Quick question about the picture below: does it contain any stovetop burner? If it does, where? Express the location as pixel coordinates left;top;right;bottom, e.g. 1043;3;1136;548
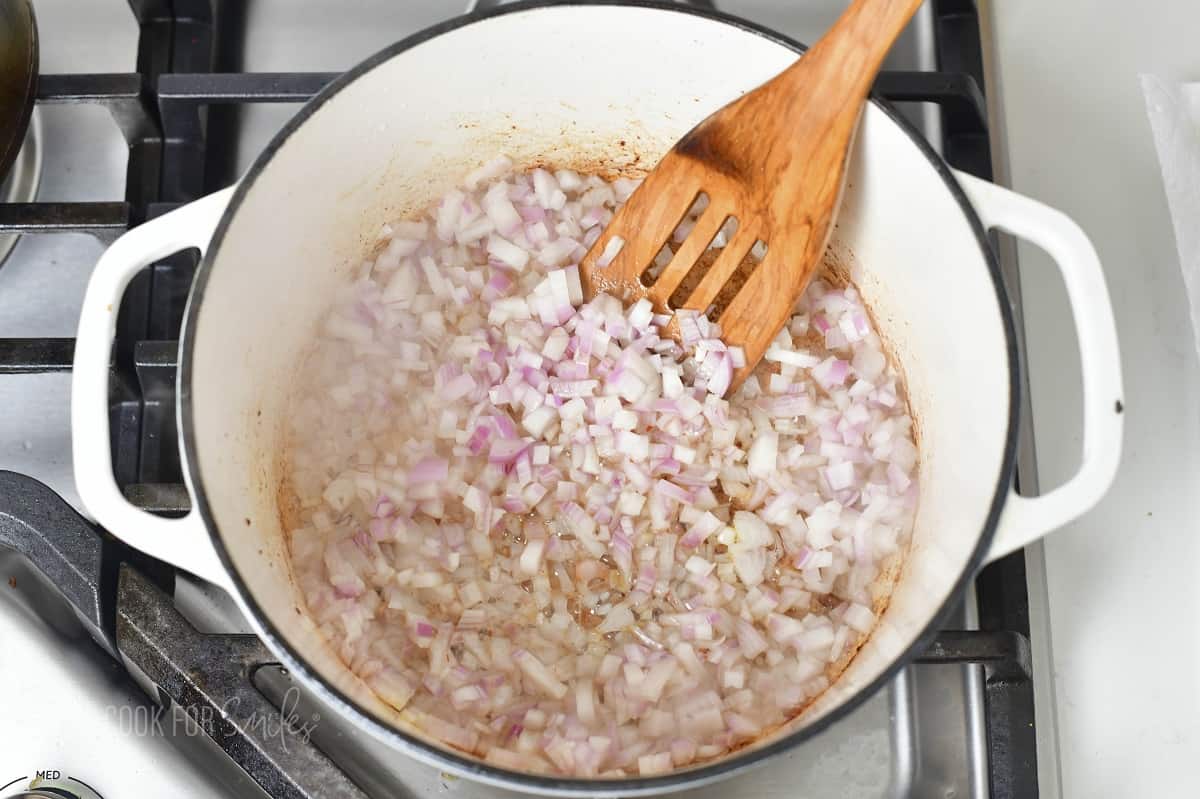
0;2;1039;798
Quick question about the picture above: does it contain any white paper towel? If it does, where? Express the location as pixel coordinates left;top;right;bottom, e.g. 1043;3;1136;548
1142;75;1200;358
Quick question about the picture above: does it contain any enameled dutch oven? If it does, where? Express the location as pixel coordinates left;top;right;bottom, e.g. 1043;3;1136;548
70;3;1123;794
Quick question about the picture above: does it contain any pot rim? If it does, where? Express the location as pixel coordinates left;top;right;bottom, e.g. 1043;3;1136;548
177;1;1021;794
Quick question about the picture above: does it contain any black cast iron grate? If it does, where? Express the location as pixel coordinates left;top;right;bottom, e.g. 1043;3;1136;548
0;2;1037;797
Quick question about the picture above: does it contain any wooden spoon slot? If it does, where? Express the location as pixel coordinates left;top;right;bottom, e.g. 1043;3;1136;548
666;214;740;310
710;239;769;321
640;191;710;287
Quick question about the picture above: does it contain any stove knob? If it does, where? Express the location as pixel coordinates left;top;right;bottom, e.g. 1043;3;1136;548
0;773;103;799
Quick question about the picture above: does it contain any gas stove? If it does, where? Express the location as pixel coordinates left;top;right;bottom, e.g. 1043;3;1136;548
0;2;1041;797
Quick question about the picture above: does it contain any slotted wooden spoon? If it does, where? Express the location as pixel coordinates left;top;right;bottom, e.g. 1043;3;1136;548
580;0;924;393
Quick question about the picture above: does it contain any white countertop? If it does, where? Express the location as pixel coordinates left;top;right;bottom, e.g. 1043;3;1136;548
985;1;1200;795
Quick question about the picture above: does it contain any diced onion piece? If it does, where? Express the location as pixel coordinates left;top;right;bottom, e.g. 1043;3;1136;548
575;680;596;724
638;752;673;776
843;602;876;634
522;406;557;437
366;670;415;712
519;538;546;575
513;649;567;699
747;431;778;479
596;235;624;268
488;235;530;271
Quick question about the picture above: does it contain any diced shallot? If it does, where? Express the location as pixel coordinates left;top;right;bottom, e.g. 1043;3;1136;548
284;161;918;779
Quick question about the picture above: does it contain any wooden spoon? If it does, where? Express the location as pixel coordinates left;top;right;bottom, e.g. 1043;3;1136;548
580;0;924;394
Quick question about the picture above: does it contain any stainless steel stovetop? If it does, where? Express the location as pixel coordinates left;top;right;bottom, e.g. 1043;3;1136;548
0;2;1037;798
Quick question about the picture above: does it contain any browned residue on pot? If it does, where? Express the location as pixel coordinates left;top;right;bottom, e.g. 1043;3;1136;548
276;469;302;542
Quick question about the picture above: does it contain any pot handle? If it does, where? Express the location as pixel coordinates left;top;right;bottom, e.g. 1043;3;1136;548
953;171;1123;563
71;188;237;593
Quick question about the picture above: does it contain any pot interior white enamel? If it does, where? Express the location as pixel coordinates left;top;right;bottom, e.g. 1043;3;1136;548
180;3;1015;791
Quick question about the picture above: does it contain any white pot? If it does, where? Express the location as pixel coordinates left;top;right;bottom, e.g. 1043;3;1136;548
69;3;1123;795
